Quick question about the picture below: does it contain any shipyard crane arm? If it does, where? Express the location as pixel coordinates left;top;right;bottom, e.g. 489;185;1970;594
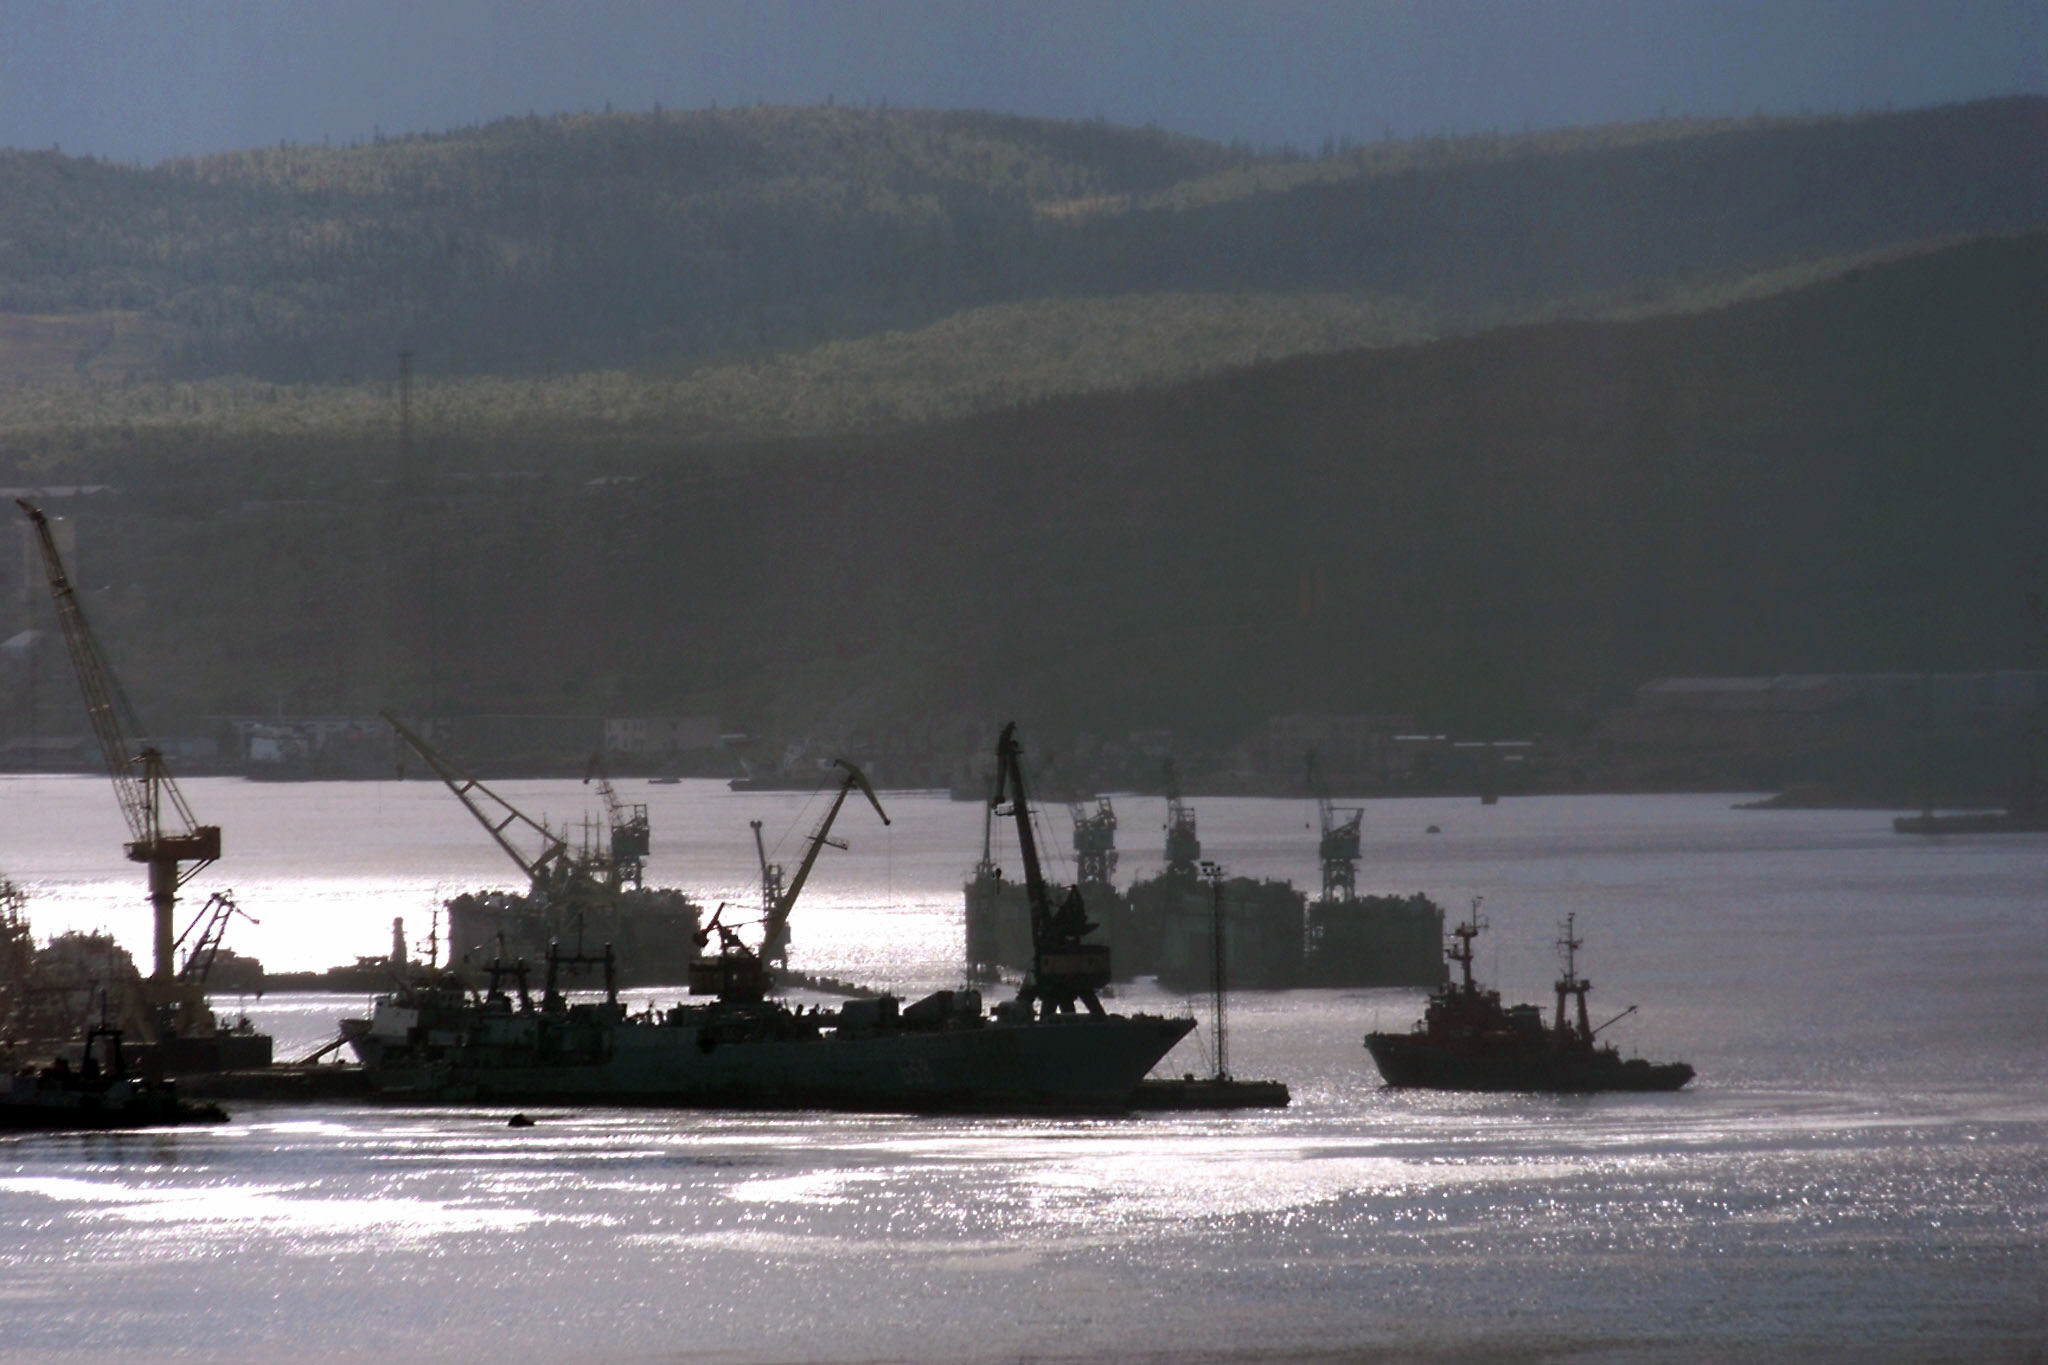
19;500;220;988
1305;749;1362;843
583;752;650;884
175;890;257;987
995;727;1055;937
382;710;569;890
17;501;216;867
995;723;1109;1016
751;821;786;920
1065;794;1118;886
761;759;889;966
1306;748;1362;901
583;753;626;824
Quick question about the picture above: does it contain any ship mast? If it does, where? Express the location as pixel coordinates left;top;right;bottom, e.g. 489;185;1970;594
1553;912;1592;1044
1162;757;1200;881
1447;897;1485;993
1202;860;1229;1081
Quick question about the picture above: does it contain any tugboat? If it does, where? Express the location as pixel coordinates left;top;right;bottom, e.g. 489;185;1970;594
1364;903;1693;1093
2;1021;229;1131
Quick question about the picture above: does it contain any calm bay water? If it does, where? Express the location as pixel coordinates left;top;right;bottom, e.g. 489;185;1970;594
1;776;2043;1361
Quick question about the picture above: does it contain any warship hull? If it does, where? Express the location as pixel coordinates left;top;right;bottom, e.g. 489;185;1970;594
1364;1034;1694;1092
351;1003;1195;1114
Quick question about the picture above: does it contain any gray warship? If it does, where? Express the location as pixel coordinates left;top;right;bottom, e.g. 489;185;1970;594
344;735;1195;1113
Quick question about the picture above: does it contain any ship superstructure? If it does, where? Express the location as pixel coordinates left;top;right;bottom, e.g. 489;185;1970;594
1364;904;1693;1092
344;727;1194;1113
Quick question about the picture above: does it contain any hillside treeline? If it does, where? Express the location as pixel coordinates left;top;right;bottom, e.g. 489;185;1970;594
1;100;2043;384
10;232;2042;750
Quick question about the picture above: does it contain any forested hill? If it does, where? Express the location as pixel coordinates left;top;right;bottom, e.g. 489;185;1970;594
1;98;2043;387
25;231;2045;751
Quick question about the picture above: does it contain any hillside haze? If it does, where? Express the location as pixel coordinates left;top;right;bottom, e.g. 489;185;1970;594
0;99;2042;389
0;100;2042;776
7;231;2041;765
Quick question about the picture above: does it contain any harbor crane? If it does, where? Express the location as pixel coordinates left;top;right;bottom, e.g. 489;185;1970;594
1306;748;1363;902
995;723;1110;1017
382;710;572;893
759;759;889;969
583;753;650;888
18;501;223;1033
696;759;888;1001
174;890;257;989
1066;795;1118;888
1161;757;1201;881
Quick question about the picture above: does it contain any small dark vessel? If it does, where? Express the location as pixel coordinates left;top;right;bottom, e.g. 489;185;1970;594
1364;904;1693;1093
2;1025;229;1131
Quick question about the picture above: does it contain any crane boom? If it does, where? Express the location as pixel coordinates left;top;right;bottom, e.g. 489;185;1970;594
383;710;569;889
1306;748;1362;901
1162;756;1200;879
761;759;888;967
18;500;219;985
583;752;649;887
994;723;1109;1017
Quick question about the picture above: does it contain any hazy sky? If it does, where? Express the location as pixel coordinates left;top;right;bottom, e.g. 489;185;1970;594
2;0;2043;164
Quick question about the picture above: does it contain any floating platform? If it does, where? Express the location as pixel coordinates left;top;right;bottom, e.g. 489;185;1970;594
1130;1076;1290;1109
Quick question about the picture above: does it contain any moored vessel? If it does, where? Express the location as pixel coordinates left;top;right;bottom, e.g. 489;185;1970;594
1364;904;1693;1092
2;1024;228;1131
341;732;1196;1113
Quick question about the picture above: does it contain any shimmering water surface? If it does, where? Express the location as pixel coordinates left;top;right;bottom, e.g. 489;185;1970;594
2;777;2043;1362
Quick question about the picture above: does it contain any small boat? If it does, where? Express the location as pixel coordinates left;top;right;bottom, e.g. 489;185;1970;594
1364;904;1693;1093
2;1026;229;1131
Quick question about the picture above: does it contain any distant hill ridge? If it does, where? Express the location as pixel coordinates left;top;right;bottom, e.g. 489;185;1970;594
17;230;2042;751
0;97;2040;391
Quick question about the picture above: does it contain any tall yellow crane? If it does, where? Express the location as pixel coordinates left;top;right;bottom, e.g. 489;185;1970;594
17;501;222;1033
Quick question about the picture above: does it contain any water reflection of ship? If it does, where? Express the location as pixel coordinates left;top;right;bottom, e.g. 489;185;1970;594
964;753;1443;989
340;728;1195;1113
1363;905;1694;1092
